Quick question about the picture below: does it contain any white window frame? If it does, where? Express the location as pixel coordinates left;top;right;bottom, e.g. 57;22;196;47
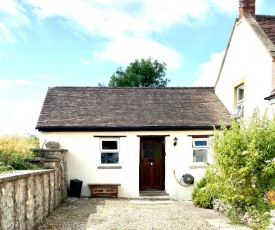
100;138;120;152
100;138;120;164
192;138;209;164
236;84;244;106
231;84;244;119
192;138;209;148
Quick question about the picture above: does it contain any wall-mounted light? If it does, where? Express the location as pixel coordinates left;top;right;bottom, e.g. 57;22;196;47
173;137;178;146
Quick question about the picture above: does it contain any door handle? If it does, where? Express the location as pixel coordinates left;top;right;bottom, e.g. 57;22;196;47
151;162;153;166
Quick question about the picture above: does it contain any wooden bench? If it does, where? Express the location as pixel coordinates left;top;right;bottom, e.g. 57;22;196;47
88;184;121;198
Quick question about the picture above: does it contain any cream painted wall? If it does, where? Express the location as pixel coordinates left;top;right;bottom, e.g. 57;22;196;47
39;130;213;200
215;17;272;117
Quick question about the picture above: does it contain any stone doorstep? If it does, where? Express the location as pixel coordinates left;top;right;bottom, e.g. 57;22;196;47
139;190;169;196
130;190;172;204
130;199;173;204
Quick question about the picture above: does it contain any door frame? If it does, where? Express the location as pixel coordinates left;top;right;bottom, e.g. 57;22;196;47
139;136;166;191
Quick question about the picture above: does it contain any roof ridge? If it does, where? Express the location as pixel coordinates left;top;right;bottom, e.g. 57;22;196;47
255;14;275;18
49;86;215;90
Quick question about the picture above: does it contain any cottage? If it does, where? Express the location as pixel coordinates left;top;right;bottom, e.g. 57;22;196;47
215;0;275;119
36;87;230;200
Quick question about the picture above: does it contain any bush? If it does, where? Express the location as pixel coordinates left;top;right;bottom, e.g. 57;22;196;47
0;134;40;172
192;166;226;208
192;110;275;229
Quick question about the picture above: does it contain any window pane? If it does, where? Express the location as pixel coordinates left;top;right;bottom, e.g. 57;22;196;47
102;141;118;150
193;149;207;162
238;88;244;101
142;142;161;159
237;84;244;103
194;140;208;147
101;153;119;164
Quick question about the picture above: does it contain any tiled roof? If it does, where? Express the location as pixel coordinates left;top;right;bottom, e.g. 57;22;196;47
242;13;275;57
36;87;230;131
255;15;275;45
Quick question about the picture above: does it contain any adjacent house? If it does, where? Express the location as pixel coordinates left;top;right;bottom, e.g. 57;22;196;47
215;0;275;119
36;87;230;200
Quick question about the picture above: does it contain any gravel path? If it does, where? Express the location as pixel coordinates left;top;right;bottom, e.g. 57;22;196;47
38;198;215;230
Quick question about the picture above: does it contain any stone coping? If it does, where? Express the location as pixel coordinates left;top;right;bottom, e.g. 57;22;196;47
0;169;54;183
31;148;68;152
29;158;60;162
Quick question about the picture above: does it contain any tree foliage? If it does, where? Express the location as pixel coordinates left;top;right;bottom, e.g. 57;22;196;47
108;57;170;87
192;110;275;229
0;134;40;173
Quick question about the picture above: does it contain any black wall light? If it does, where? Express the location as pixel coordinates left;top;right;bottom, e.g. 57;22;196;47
173;137;178;146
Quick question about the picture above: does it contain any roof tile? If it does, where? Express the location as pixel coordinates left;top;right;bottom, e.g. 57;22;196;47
36;87;231;131
255;15;275;45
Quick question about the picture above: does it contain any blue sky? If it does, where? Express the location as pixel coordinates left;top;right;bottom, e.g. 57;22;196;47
0;0;274;135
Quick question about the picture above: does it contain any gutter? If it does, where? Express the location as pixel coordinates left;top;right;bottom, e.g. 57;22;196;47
36;125;230;132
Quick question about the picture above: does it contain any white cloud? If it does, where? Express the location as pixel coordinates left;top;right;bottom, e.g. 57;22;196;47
191;50;225;87
19;0;239;68
93;36;181;69
0;96;43;135
0;23;17;42
79;57;90;65
23;0;237;36
0;0;30;42
0;80;38;88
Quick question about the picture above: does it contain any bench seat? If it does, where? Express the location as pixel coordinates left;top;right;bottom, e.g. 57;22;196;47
88;183;121;198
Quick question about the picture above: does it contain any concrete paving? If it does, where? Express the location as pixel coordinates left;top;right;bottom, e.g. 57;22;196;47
129;198;251;229
178;201;252;230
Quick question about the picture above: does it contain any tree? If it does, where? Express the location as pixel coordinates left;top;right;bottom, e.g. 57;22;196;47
108;57;170;87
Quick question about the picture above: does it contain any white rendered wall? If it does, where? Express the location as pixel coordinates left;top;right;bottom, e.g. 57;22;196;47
39;130;213;200
215;17;272;117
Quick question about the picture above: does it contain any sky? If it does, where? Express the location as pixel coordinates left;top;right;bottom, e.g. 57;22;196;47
0;0;274;136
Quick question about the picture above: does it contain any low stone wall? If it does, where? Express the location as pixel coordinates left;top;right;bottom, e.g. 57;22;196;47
0;170;61;230
0;148;68;230
31;148;68;202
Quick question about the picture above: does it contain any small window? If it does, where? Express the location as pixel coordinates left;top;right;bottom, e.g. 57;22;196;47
237;84;244;105
192;138;209;163
193;139;209;148
100;140;119;152
232;84;244;119
193;149;208;163
100;139;119;164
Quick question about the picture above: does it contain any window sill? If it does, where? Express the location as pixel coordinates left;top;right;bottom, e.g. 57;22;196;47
189;165;207;169
97;166;122;169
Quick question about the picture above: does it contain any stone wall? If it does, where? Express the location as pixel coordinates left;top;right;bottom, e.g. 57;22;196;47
31;148;68;201
0;149;68;230
0;170;57;230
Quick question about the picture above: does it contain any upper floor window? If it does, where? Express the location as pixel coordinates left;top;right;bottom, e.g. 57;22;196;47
231;83;244;119
236;84;244;105
100;139;119;164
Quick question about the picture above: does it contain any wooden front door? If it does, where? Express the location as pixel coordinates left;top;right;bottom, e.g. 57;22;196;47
139;138;165;190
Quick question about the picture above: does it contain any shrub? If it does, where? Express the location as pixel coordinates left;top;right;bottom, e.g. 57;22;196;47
192;110;275;229
192;166;226;208
0;134;39;154
0;134;40;172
